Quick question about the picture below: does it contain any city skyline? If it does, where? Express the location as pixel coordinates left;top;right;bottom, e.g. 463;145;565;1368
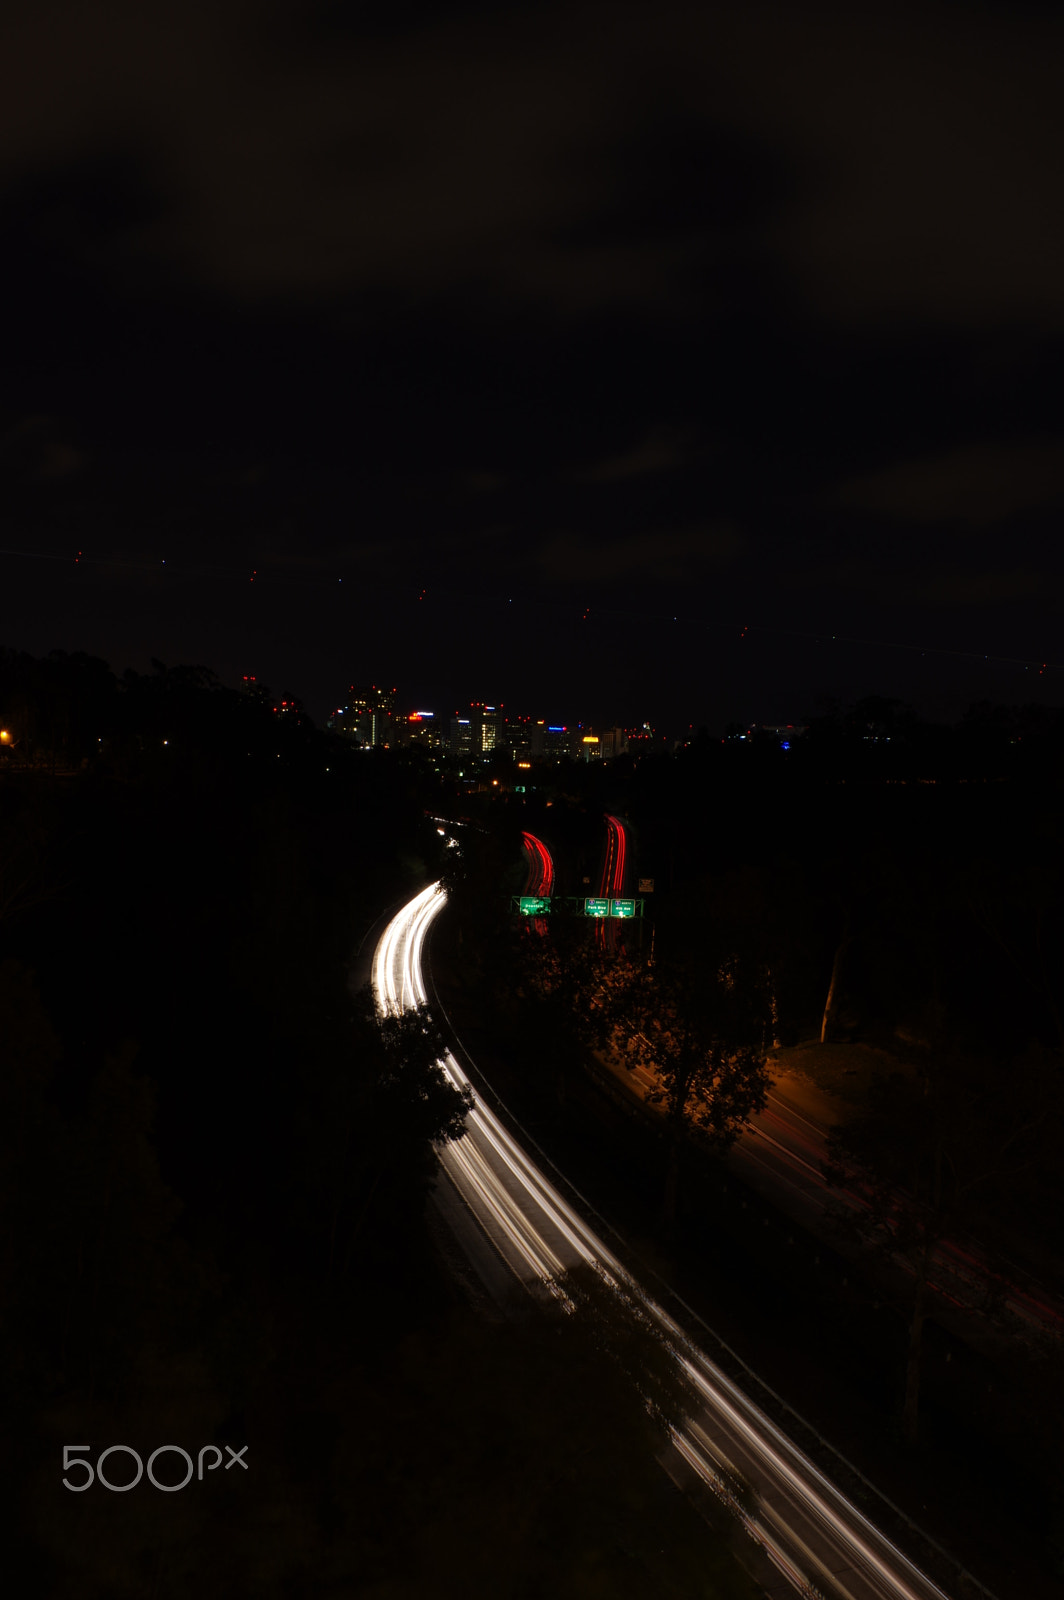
3;6;1063;1592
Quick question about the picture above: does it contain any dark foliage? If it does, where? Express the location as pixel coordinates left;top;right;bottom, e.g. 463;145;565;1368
0;648;758;1598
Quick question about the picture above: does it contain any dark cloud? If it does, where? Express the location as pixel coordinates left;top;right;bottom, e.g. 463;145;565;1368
2;0;1064;727
576;428;696;483
909;567;1048;608
808;551;1050;611
537;523;740;585
835;439;1064;524
1;0;1061;323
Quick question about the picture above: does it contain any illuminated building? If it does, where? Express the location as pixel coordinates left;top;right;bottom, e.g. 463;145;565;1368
470;702;504;755
507;714;535;762
625;722;658;752
238;673;272;710
404;711;444;750
271;696;307;726
742;723;808;749
451;702;506;759
329;684;397;747
449;716;474;757
526;720;570;758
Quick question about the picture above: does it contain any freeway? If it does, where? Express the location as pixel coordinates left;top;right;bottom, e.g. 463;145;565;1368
373;880;967;1600
593;1014;1064;1344
596;812;631;950
521;829;555;897
599;812;629;899
520;830;554;938
735;1074;1064;1342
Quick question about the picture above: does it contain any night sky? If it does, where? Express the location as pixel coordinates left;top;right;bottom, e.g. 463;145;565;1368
3;0;1063;732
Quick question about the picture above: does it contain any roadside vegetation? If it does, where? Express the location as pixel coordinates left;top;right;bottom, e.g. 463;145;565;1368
0;648;759;1599
435;702;1064;1594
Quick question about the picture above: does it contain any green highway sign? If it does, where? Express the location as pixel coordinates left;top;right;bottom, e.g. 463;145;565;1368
511;895;645;918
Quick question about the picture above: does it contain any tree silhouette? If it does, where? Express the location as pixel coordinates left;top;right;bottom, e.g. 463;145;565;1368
601;949;774;1223
305;990;473;1277
824;1019;1061;1444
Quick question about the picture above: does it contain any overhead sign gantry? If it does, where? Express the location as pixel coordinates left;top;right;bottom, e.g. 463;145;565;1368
509;896;645;919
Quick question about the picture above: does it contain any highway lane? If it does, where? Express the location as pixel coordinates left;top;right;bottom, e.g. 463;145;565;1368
521;830;554;937
596;813;631;952
600;1042;1064;1342
599;812;629;899
373;881;966;1600
735;1080;1064;1340
521;830;555;898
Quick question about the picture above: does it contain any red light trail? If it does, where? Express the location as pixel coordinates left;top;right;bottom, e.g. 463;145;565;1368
521;831;555;897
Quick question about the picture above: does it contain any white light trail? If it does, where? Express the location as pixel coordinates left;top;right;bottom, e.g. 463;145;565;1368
373;883;964;1600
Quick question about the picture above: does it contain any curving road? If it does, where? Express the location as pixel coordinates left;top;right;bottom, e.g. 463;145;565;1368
521;829;555;898
373;881;965;1600
596;813;631;951
599;812;629;900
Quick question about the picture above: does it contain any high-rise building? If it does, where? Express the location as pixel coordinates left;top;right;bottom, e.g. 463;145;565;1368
451;702;506;759
329;684;397;747
450;716;475;758
625;722;657;753
403;710;445;750
537;723;571;757
272;696;308;726
507;714;536;762
238;674;272;711
469;702;504;756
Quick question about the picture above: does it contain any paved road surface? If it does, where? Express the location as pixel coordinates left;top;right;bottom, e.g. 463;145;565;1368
374;881;968;1600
